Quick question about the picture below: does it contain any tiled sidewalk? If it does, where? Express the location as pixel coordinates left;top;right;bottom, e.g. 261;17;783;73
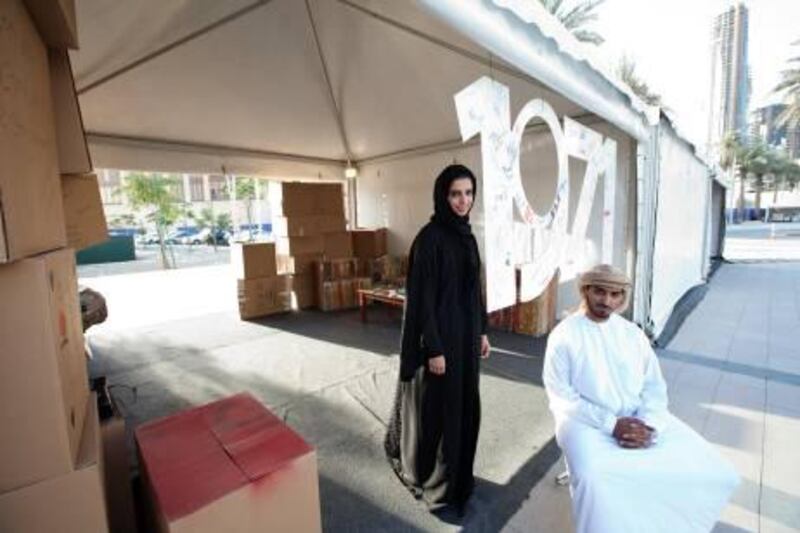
503;262;800;533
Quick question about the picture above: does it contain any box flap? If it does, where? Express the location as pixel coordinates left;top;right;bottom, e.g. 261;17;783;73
136;393;312;523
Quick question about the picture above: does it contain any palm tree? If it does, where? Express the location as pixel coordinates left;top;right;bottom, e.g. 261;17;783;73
741;142;771;215
538;0;607;45
774;39;800;127
719;133;746;221
771;152;800;204
617;56;665;107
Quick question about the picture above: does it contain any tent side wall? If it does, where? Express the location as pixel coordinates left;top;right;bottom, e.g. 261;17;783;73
356;121;637;319
649;123;711;336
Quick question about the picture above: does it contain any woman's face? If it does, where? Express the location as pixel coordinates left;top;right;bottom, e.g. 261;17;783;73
448;177;474;217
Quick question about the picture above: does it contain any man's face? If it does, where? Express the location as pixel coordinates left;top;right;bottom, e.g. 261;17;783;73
584;285;625;321
448;177;474;217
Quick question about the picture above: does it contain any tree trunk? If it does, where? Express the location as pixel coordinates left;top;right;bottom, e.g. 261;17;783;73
754;175;763;217
737;172;746;222
156;224;171;269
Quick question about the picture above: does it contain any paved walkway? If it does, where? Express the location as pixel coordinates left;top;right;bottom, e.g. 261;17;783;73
503;261;800;533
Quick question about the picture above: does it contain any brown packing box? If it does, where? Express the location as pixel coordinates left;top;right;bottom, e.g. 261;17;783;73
231;242;277;279
272;215;346;237
276;253;322;275
323;232;353;259
318;278;371;312
290;273;316;310
359;255;406;285
351;228;388;259
237;275;292;319
272;216;320;237
49;49;92;174
0;248;89;492
0;394;110;533
101;416;137;533
315;183;346;216
0;0;67;263
269;182;345;217
514;270;560;336
136;393;321;533
22;0;78;48
62;174;109;251
277;235;324;256
313;258;359;283
317;215;346;234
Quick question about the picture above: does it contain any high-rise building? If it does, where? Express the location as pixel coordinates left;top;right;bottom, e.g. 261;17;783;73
707;2;750;158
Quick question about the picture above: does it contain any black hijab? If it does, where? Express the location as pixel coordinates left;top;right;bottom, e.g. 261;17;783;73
430;164;480;288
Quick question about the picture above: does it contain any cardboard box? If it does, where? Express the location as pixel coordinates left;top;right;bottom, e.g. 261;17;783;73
22;0;78;48
101;417;137;533
0;248;89;492
351;228;388;259
359;255;406;285
0;0;67;263
237;275;292;319
514;270;559;337
290;273;316;310
0;394;110;533
318;278;371;312
49;49;92;174
322;232;353;259
276;253;322;275
314;258;359;283
272;215;347;237
272;216;320;237
231;242;277;280
62;174;108;251
276;235;324;256
136;393;322;533
269;182;344;217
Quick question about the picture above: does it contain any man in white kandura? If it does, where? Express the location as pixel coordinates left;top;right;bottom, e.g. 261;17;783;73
543;264;740;533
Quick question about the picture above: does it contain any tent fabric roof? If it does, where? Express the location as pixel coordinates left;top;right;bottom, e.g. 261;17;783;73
69;0;692;176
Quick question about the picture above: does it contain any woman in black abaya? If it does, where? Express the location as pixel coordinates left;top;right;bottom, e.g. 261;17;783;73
384;164;491;515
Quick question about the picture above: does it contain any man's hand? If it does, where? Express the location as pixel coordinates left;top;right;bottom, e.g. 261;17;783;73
480;335;491;359
612;417;654;449
428;355;446;375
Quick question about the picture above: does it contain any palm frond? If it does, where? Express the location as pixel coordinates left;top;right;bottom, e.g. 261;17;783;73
560;0;605;30
572;28;604;45
538;0;605;45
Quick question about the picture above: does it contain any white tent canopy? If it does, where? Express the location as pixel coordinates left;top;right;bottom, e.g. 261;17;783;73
72;0;608;177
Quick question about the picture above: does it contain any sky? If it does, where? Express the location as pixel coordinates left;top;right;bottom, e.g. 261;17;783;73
590;0;800;149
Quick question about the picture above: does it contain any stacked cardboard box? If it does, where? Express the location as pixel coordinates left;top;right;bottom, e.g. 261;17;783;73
270;182;350;308
358;254;407;287
313;258;372;311
136;393;322;533
232;242;293;319
0;2;111;530
351;228;388;260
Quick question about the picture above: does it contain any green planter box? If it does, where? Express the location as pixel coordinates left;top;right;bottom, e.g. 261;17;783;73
75;235;135;265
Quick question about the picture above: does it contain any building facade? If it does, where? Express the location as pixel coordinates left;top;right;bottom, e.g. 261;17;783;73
750;103;800;159
708;2;750;156
97;170;273;234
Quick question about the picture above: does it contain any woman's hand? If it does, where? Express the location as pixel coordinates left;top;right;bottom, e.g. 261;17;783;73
428;355;446;375
480;335;491;359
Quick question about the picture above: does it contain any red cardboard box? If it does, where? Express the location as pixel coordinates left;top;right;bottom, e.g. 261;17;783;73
136;393;321;533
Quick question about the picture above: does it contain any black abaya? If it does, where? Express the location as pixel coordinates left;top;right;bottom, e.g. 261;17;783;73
385;217;488;510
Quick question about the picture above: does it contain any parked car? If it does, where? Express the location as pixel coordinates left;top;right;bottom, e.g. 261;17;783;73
164;228;199;245
138;231;161;245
